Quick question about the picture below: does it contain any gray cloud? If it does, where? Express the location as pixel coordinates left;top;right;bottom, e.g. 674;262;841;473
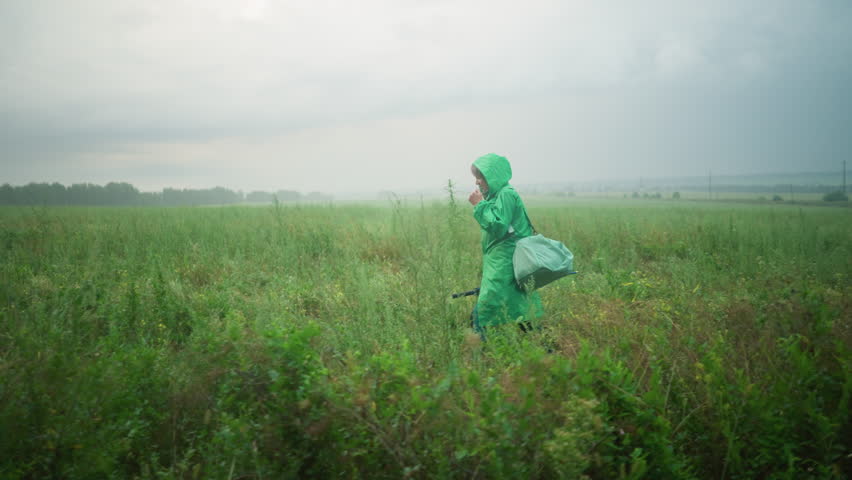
1;0;850;192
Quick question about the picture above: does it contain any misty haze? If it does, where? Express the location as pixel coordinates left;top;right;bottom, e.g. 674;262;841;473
2;1;851;194
1;1;850;478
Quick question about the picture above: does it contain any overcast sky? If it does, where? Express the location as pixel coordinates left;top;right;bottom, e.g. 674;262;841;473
2;0;851;194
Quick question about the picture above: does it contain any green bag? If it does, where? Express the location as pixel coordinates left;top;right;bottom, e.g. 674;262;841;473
513;233;574;290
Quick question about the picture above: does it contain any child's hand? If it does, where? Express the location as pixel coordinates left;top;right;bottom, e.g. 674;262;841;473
468;189;483;206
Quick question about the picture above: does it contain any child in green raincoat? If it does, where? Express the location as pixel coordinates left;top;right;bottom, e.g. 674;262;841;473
468;153;543;335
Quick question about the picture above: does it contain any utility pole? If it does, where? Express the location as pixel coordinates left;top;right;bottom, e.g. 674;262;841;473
844;160;847;193
790;184;794;204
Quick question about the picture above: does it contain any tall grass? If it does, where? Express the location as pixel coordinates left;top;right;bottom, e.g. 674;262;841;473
0;200;849;478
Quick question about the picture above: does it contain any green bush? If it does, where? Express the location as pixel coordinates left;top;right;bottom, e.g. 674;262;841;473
823;190;848;201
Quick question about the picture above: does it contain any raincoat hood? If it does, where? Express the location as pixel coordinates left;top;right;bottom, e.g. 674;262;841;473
473;153;512;199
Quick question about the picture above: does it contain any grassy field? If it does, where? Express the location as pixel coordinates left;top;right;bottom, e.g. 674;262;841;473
1;198;850;479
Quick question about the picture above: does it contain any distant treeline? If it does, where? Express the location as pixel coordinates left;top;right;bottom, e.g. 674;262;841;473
657;184;842;194
0;182;331;206
532;183;845;195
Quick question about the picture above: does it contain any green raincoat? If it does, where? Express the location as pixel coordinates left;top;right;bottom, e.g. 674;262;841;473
472;154;543;328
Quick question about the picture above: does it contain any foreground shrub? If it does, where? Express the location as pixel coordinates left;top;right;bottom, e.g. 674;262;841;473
184;330;693;479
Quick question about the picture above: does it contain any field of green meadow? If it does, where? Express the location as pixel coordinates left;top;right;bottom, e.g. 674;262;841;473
1;195;850;479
